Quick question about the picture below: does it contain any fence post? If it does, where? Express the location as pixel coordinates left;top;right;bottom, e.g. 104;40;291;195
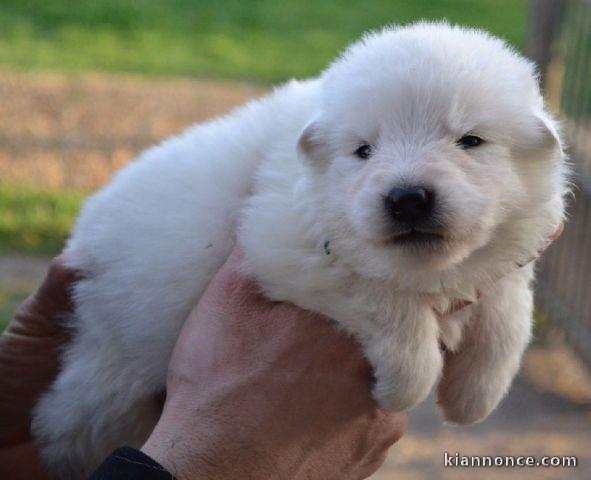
528;0;567;89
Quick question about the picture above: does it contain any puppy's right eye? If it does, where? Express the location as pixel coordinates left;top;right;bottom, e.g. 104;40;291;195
354;144;373;160
457;135;484;149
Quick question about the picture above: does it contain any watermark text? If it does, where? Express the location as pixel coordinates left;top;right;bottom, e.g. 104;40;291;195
444;452;578;468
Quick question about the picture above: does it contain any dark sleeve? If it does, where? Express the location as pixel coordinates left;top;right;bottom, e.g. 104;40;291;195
88;446;176;479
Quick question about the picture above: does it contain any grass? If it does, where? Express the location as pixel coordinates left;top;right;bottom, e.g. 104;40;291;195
0;0;528;83
560;0;591;118
0;185;82;254
0;1;530;258
0;183;79;329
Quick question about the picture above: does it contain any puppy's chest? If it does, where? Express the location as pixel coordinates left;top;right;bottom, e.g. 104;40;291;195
358;285;474;348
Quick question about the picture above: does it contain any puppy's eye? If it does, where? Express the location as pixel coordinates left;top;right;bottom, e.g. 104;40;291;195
457;135;484;149
354;144;373;159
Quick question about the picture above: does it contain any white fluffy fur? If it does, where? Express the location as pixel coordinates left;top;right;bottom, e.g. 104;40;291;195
32;23;567;478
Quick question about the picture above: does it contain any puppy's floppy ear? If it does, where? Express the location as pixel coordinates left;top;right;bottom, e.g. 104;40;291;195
297;120;330;171
532;109;563;156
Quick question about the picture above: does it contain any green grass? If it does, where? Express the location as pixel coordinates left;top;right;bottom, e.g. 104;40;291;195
560;0;591;118
0;1;528;258
0;185;82;254
0;0;528;83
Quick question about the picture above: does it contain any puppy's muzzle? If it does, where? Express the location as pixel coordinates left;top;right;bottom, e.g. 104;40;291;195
385;186;434;227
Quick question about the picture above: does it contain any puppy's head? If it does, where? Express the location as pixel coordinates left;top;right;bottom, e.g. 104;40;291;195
299;23;567;290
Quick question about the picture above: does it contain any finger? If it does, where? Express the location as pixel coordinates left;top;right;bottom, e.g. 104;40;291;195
358;412;408;478
223;244;245;266
0;257;80;444
32;256;80;310
204;245;263;305
537;221;564;255
380;411;408;445
516;222;564;268
548;222;564;242
10;256;80;338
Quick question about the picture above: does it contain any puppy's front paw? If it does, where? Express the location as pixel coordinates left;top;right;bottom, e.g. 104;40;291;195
437;353;505;425
438;383;494;425
371;346;442;412
372;377;431;412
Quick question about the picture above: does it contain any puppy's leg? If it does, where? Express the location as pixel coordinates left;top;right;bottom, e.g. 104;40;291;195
32;330;164;480
365;300;443;412
437;268;533;424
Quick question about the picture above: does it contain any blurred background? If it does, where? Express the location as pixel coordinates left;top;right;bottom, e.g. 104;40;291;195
0;0;589;478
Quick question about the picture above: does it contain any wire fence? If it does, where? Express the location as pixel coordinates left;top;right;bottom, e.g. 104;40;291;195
535;0;591;369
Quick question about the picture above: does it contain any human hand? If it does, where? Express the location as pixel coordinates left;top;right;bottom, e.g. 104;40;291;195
0;257;79;480
142;248;407;480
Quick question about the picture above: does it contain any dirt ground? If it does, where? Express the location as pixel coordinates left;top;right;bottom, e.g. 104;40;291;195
0;70;263;191
1;71;590;479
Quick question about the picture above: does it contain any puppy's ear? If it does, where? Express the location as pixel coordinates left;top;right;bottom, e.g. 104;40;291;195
297;120;330;172
514;109;563;162
532;110;563;156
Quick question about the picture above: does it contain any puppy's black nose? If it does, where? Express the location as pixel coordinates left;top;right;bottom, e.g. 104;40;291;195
385;187;434;225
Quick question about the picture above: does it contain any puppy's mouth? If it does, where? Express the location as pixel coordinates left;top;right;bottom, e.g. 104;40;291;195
391;229;445;247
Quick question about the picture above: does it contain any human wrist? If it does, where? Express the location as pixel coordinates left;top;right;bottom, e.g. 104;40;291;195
141;419;217;480
141;396;280;480
141;399;221;480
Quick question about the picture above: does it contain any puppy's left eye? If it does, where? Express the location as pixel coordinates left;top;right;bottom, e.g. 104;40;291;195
457;135;484;149
354;144;373;160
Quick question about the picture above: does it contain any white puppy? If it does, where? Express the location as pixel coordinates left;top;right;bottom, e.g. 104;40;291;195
32;22;567;478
